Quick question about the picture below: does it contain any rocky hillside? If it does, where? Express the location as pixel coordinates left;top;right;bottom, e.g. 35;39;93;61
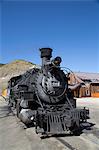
0;60;36;90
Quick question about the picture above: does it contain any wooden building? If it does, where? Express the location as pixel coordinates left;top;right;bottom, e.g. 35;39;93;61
69;72;99;98
90;82;99;97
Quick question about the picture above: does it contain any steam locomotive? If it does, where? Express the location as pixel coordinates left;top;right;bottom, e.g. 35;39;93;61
8;48;89;135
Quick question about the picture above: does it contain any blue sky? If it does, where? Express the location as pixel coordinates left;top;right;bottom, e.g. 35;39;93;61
1;0;99;72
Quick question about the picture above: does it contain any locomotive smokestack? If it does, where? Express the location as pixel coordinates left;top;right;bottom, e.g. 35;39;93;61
40;48;52;66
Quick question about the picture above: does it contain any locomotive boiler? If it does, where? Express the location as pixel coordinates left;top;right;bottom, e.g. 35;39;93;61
8;48;89;135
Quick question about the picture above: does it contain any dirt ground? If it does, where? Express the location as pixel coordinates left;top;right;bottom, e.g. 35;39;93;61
0;96;99;150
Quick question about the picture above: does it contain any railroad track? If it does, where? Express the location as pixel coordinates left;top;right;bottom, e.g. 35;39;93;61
56;137;77;150
56;128;99;150
1;96;99;150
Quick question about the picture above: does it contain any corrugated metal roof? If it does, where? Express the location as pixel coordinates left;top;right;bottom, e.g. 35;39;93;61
74;72;99;81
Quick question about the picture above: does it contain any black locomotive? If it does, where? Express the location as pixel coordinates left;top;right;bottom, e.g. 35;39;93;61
8;48;89;135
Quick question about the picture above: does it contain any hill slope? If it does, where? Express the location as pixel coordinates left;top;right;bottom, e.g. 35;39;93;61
0;63;5;67
0;60;35;78
0;60;36;90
